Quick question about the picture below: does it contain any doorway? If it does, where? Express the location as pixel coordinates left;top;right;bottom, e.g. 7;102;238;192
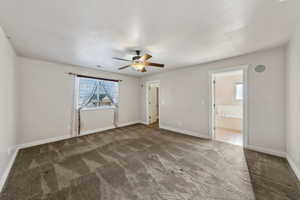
146;81;160;128
210;67;248;146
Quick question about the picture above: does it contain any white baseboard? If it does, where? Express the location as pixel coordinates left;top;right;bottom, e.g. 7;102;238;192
160;125;210;139
287;154;300;181
245;144;286;158
139;121;148;125
0;147;19;192
118;121;142;127
16;135;71;149
80;121;141;136
80;126;115;136
17;121;142;149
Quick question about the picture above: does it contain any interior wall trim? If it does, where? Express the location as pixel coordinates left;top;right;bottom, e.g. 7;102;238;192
208;65;249;147
245;144;286;158
139;121;148;125
80;126;115;136
145;80;160;125
16;135;71;150
287;154;300;181
118;121;143;127
17;121;142;149
160;125;211;139
0;148;19;192
80;121;142;136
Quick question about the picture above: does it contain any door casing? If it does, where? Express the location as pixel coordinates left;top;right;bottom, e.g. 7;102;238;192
208;65;249;147
145;80;160;125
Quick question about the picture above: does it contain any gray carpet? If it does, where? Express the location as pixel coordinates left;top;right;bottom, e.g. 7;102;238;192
1;124;299;200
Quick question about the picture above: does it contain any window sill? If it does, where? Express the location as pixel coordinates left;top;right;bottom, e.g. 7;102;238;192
80;106;116;111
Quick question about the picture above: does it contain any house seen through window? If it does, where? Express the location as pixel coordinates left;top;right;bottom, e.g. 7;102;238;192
78;77;118;109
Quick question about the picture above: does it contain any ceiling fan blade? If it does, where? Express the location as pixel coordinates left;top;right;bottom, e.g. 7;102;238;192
113;57;131;62
140;53;152;61
145;62;164;68
118;65;131;70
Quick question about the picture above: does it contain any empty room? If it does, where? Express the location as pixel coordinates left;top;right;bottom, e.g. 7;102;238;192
0;0;300;200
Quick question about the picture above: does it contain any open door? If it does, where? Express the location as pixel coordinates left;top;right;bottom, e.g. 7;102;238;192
211;70;244;146
148;82;159;125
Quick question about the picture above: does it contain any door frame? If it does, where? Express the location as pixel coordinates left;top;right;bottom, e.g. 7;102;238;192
208;65;249;146
145;80;160;126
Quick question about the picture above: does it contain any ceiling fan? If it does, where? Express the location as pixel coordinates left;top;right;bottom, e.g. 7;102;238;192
113;50;164;72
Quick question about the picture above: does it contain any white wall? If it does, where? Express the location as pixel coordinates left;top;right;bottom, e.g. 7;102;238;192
0;26;17;186
80;109;115;133
141;47;286;154
286;28;300;177
17;57;141;145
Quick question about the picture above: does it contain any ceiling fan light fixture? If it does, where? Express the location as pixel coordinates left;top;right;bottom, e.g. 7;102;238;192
132;60;145;70
115;50;164;72
139;68;147;72
133;63;145;70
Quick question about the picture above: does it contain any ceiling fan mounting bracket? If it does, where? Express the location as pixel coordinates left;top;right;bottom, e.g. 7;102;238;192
133;55;141;60
133;50;141;60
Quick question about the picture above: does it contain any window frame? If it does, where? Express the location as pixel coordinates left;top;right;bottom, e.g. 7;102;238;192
76;76;119;110
235;82;243;101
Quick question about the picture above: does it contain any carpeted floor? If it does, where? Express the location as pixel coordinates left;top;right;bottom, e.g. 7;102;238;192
1;124;299;200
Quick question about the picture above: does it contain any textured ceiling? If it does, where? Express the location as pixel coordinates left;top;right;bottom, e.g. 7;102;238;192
0;0;299;76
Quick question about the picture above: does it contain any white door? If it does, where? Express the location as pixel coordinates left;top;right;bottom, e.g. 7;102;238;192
149;86;158;124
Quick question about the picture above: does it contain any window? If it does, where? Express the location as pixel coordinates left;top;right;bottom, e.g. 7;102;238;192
78;77;118;109
235;83;243;100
